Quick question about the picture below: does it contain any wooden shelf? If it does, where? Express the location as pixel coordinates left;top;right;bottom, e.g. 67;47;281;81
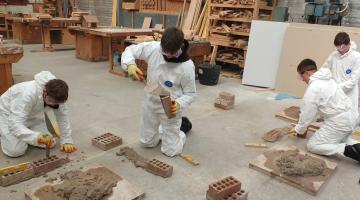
216;58;244;67
210;29;250;36
259;5;274;10
209;16;252;22
210;40;247;49
209;3;255;9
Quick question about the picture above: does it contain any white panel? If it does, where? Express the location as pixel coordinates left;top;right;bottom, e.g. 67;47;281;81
242;20;289;88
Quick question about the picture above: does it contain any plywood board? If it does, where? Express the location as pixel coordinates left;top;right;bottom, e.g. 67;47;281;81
275;23;360;97
24;166;145;200
242;20;289;88
249;145;337;196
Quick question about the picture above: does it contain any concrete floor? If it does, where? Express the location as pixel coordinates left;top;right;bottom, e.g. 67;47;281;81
1;44;359;200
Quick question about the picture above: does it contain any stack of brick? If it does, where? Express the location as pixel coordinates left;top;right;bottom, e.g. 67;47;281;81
206;176;248;200
214;92;235;110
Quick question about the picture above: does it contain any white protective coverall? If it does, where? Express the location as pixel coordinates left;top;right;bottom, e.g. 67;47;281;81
121;41;196;157
0;71;73;157
295;68;358;156
321;41;360;119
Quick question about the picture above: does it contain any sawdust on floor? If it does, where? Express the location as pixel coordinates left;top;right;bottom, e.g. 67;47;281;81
274;149;326;177
116;146;149;169
34;167;121;200
263;127;291;142
284;106;300;119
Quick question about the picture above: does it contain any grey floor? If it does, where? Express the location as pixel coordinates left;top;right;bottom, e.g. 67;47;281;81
0;44;359;200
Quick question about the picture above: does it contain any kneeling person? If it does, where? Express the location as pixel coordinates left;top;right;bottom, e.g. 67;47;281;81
291;59;360;162
0;71;76;157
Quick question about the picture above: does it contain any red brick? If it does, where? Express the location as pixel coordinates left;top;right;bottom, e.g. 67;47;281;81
32;155;69;176
219;92;235;102
214;92;235;110
223;190;248;200
208;176;241;200
92;132;122;151
0;167;34;187
146;158;173;178
207;190;248;200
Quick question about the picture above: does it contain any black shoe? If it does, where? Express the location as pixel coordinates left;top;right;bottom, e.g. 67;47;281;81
344;143;360;162
180;117;192;134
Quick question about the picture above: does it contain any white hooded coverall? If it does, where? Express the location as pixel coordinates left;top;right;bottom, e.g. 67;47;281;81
121;41;196;157
0;71;74;157
321;41;360;119
295;68;357;156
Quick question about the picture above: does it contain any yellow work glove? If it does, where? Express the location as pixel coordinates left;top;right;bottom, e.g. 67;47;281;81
37;134;53;146
60;143;77;153
127;64;144;81
171;100;180;115
289;127;298;136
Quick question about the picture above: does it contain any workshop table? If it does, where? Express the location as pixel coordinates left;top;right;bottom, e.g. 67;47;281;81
68;27;154;76
0;43;23;94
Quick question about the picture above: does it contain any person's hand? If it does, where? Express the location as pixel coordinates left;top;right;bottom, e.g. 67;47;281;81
60;143;77;153
171;100;180;115
127;64;144;80
37;134;53;146
289;127;298;136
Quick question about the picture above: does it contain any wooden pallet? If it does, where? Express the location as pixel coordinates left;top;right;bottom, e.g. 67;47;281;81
249;145;337;196
24;166;145;200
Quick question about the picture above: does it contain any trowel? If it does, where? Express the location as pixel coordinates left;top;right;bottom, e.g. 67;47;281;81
44;110;61;158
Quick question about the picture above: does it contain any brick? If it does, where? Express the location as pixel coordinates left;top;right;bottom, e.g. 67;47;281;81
0;167;34;187
214;92;235;110
208;176;241;200
219;92;235;102
92;132;122;151
32;155;69;176
214;98;234;110
146;158;173;178
224;190;248;200
207;190;248;200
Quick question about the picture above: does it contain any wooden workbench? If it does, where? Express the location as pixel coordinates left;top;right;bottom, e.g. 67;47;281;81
9;17;80;50
0;43;23;94
68;27;154;76
9;17;42;44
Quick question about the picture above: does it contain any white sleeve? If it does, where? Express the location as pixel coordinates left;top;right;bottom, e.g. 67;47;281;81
54;104;74;145
8;94;40;145
121;41;157;71
321;53;334;70
295;86;319;134
177;63;196;109
338;57;360;93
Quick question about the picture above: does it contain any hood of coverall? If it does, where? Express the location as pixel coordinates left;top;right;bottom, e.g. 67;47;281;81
309;68;332;84
162;40;190;63
339;41;357;58
34;71;56;88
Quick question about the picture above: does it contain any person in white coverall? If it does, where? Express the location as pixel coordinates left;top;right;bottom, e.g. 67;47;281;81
290;59;360;162
0;71;77;157
121;27;196;157
321;32;360;120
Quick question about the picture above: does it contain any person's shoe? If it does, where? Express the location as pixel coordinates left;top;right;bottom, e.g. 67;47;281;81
180;117;192;134
344;143;360;162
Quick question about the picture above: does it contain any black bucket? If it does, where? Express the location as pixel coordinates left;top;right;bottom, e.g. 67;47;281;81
198;63;222;86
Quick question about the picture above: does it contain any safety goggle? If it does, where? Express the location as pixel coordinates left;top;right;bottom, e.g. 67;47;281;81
161;48;182;58
335;44;349;51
